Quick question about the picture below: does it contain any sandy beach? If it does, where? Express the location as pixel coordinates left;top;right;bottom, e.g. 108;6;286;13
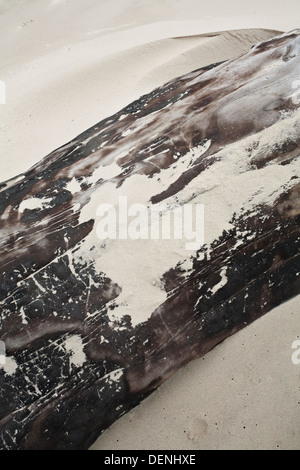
0;0;299;450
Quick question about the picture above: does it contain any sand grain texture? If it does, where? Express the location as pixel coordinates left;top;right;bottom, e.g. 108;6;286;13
0;26;299;449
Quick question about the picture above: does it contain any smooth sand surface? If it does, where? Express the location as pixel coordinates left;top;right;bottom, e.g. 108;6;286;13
0;0;299;450
91;298;300;450
1;0;299;183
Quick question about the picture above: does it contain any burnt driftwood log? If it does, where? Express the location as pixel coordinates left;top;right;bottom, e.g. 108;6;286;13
0;30;300;450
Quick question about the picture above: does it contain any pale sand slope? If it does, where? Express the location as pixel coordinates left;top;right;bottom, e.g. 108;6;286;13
91;298;300;450
0;0;299;450
0;25;280;182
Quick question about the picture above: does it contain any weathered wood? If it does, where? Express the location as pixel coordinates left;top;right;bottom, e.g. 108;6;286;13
0;29;299;450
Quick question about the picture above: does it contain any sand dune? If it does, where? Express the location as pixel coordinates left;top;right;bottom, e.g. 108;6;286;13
0;26;279;182
91;296;300;450
0;0;299;451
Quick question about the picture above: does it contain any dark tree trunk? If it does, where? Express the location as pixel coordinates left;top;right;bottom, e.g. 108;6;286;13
0;29;299;450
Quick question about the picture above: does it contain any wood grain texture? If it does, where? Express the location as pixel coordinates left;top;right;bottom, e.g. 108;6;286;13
0;29;299;450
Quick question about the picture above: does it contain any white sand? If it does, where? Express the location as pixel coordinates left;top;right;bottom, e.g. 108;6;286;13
76;110;300;328
0;0;299;450
90;297;300;450
1;0;298;182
